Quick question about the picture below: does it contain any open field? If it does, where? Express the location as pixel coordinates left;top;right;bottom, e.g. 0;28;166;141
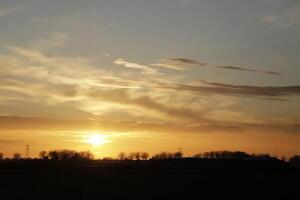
1;160;300;199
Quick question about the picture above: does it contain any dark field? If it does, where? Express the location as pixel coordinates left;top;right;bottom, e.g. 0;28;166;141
1;160;300;200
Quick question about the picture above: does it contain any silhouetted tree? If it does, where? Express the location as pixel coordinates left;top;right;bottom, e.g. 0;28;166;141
254;154;273;160
48;150;59;160
47;150;94;161
195;151;256;160
193;153;202;158
203;152;210;158
102;157;112;161
39;151;48;160
134;152;141;160
118;152;126;160
128;152;136;160
289;155;300;164
152;151;184;160
13;153;22;160
235;151;251;159
174;151;183;159
79;151;94;160
152;152;168;160
140;152;149;160
0;153;4;160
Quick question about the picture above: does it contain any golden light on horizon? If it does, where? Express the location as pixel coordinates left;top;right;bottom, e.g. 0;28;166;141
85;133;109;147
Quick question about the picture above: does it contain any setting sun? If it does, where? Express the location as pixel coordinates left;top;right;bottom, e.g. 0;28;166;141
86;134;109;146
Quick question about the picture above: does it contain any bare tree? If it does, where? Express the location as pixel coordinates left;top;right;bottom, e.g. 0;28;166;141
128;152;136;160
140;152;149;160
48;150;59;160
152;152;175;160
118;152;126;160
193;153;202;158
134;152;141;160
39;151;48;160
47;150;94;161
203;152;210;158
79;151;95;160
13;153;22;160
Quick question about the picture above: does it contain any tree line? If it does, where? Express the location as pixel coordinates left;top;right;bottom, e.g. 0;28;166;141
0;150;94;161
0;150;300;165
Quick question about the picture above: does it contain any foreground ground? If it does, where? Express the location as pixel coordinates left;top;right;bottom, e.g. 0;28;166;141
0;159;299;199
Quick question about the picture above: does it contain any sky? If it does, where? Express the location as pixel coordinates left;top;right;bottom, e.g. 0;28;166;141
0;0;300;158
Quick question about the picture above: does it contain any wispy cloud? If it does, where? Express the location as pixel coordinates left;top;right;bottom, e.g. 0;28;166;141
160;81;300;98
0;6;22;17
88;88;204;122
168;58;206;66
0;116;242;133
219;66;282;75
152;58;206;71
151;63;186;71
1;116;300;135
0;40;299;135
33;33;69;50
0;138;25;145
261;4;300;27
114;58;162;75
261;15;278;24
288;4;300;25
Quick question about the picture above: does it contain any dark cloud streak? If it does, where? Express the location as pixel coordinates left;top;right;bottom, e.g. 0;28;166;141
219;66;282;75
167;58;206;66
160;81;300;98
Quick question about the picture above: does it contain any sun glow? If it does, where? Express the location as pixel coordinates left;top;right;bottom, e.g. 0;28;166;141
86;133;109;146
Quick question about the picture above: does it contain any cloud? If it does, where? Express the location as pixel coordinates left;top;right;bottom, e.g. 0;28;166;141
1;42;299;135
219;66;282;75
0;7;22;17
114;58;162;75
160;81;300;98
152;63;186;71
152;58;206;71
0;46;155;115
1;116;300;135
88;88;205;122
0;116;242;134
178;0;193;7
288;5;300;25
0;139;25;145
33;33;69;50
168;58;206;66
261;15;278;24
261;4;300;27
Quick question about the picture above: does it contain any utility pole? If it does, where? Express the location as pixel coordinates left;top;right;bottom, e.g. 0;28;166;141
26;144;29;159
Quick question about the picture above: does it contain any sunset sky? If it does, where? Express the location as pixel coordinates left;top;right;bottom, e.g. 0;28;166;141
1;0;300;158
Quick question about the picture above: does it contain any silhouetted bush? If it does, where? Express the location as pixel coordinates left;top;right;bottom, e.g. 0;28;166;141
0;153;4;160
